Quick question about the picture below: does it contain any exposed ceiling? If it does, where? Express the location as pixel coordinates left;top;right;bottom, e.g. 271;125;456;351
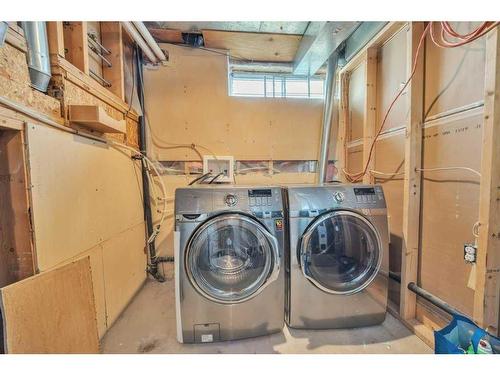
144;22;362;74
144;21;309;35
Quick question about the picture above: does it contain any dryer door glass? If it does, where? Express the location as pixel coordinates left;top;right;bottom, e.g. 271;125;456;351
187;214;276;303
300;210;382;295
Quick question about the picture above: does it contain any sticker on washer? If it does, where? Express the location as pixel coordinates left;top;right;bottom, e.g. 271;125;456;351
275;218;284;231
201;334;214;343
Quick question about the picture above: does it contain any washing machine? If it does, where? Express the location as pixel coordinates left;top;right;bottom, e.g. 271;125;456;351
285;184;389;329
174;185;285;343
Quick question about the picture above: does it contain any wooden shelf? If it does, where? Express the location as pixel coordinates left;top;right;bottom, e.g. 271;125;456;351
68;105;126;134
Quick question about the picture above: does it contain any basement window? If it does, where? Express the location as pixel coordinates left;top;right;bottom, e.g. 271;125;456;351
229;73;325;99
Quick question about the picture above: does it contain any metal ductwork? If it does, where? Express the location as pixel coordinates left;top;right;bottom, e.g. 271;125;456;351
21;22;51;92
0;22;8;47
318;52;339;183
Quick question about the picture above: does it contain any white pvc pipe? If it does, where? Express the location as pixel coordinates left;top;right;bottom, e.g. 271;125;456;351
121;21;158;63
132;21;166;61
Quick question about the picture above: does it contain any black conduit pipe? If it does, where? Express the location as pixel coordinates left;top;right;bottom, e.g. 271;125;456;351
135;47;165;282
388;271;464;317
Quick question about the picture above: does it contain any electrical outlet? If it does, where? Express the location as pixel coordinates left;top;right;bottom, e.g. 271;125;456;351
464;244;477;264
203;156;234;183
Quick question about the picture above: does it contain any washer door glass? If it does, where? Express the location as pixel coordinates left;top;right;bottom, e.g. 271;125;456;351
300;210;382;295
187;213;276;303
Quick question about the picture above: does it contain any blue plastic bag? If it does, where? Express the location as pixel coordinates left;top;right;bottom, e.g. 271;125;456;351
434;314;500;354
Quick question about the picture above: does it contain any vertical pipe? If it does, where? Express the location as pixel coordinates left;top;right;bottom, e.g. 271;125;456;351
21;22;51;92
318;52;339;183
135;47;163;281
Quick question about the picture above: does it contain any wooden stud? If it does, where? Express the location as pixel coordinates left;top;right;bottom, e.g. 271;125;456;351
46;22;65;58
474;27;500;335
101;22;125;101
400;22;425;320
335;71;350;182
363;47;378;184
63;22;89;75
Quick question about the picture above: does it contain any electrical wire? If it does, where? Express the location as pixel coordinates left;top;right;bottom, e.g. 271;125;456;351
109;141;168;245
188;172;211;185
208;172;224;184
416;166;481;178
342;21;499;182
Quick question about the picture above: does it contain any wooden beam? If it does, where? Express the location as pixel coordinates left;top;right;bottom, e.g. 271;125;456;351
46;22;65;58
101;22;125;101
474;27;500;335
63;22;89;74
336;71;351;182
400;22;425;320
363;47;378;184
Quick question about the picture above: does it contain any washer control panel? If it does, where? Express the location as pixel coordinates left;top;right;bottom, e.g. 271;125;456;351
353;187;383;204
248;189;273;207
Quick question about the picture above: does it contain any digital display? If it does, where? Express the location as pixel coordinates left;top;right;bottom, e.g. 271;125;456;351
248;189;272;197
354;187;376;195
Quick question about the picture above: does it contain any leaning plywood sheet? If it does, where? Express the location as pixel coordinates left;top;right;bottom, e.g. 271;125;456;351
25;123;144;271
0;257;99;353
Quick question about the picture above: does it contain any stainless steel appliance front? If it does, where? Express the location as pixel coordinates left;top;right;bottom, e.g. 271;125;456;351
175;186;285;343
286;184;389;329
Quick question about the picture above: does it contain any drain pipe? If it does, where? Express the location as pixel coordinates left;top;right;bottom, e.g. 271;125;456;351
135;46;165;282
317;51;339;183
20;22;51;92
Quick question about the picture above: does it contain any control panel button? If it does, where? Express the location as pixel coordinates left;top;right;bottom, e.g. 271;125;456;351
333;191;345;203
267;197;272;206
249;197;256;206
224;194;238;207
255;197;262;206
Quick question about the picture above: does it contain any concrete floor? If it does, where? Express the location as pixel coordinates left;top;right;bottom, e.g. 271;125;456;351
101;263;432;354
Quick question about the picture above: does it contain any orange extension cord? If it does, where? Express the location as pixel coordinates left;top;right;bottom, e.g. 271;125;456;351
342;21;500;183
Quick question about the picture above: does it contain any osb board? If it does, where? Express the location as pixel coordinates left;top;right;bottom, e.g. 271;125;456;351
125;116;139;148
348;61;366;142
0;130;34;287
0;257;99;353
424;22;486;119
102;222;146;327
374;132;405;309
346;144;363;179
63;80;127;143
420;108;483;317
376;26;408;131
144;44;323;161
202;30;301;62
25;123;144;271
0;43;61;119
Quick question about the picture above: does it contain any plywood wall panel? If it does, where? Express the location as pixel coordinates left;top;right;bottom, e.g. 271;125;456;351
374;133;405;309
346;144;363;179
102;222;146;327
0;257;99;353
419;109;483;316
377;27;408;131
348;62;366;142
144;44;323;162
25;123;144;271
424;22;486;119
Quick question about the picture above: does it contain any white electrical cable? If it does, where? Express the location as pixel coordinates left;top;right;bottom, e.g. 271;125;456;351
416;166;481;178
110;141;168;244
369;170;405;177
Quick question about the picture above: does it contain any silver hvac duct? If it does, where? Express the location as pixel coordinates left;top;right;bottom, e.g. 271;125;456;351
317;52;339;183
0;22;8;47
21;22;51;92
